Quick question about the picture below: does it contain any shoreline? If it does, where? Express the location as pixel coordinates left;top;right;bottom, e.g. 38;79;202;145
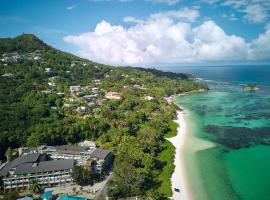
167;110;192;200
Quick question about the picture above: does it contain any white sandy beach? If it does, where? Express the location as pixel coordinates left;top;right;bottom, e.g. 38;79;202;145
167;110;191;200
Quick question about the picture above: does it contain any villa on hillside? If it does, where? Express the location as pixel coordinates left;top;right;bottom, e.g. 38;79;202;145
1;53;21;62
1;73;13;77
96;99;106;105
144;96;154;100
45;68;51;73
105;92;121;100
82;94;98;102
70;86;81;93
133;84;146;90
92;87;99;94
76;106;87;114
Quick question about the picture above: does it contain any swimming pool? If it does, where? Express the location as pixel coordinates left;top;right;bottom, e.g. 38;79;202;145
59;196;87;200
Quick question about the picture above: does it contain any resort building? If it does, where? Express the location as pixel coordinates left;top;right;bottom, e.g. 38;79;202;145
39;145;95;165
17;197;33;200
78;140;96;148
0;153;74;191
87;148;113;175
0;143;113;191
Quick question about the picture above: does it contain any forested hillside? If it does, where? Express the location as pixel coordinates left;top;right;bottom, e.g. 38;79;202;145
0;34;207;199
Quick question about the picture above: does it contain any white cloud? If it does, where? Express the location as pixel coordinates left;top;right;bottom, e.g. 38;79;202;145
244;4;268;24
150;7;199;22
123;16;144;24
147;0;180;5
221;13;238;21
63;9;270;65
249;25;270;60
66;4;77;10
221;0;270;24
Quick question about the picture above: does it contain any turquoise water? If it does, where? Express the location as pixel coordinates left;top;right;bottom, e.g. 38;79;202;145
174;67;270;200
60;196;87;200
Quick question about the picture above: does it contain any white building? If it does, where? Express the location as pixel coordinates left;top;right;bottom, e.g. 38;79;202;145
45;68;51;73
76;106;86;113
105;92;121;100
40;145;95;165
144;96;154;100
0;153;74;191
70;86;81;93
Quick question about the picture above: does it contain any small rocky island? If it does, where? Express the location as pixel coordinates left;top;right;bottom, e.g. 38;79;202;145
243;84;259;91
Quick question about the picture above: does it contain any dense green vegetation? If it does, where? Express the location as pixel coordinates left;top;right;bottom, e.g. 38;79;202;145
157;121;178;196
72;166;97;186
0;34;207;199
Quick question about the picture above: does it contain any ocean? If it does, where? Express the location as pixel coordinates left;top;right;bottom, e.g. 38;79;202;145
170;65;270;200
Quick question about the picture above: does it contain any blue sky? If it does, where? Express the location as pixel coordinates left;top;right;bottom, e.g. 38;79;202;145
1;0;270;66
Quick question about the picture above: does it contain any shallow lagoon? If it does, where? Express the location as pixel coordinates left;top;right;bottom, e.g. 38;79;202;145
176;81;270;200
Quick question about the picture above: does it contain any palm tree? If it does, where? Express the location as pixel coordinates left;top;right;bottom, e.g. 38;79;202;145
80;186;83;194
30;180;41;194
72;187;77;194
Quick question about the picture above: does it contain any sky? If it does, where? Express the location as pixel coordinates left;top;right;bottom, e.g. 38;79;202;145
0;0;270;66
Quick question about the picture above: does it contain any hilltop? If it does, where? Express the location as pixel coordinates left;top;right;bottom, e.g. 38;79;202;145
0;34;50;54
0;34;207;199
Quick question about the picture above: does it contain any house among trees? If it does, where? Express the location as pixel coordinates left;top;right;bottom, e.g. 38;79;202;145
144;96;154;100
70;85;81;93
82;94;97;102
133;84;146;90
1;53;21;62
96;99;106;105
44;68;51;73
33;56;40;60
92;87;99;94
76;106;86;114
105;92;121;100
1;73;13;77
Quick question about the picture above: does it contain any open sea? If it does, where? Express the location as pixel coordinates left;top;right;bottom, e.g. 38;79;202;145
165;65;270;200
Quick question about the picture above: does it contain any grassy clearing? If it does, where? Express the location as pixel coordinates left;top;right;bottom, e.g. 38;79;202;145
158;121;179;197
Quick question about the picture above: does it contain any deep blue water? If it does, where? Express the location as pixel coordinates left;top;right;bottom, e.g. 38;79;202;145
156;65;270;86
